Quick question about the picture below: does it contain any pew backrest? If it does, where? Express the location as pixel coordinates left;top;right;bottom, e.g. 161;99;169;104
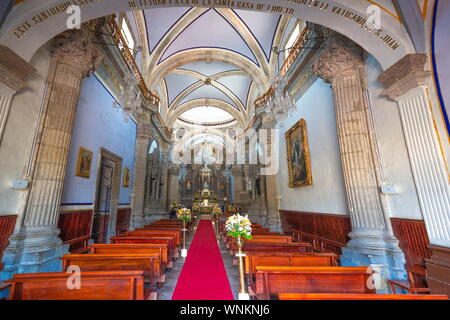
255;266;374;299
278;293;448;300
88;243;169;265
60;253;159;286
7;271;145;300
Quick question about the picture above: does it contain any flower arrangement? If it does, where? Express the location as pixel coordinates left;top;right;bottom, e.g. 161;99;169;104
192;205;200;215
225;214;252;240
177;208;192;222
170;201;180;211
211;206;222;216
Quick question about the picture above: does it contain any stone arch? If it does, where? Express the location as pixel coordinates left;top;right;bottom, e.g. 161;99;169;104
1;1;414;69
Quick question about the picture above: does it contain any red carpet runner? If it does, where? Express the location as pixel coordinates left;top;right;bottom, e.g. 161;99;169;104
172;220;234;300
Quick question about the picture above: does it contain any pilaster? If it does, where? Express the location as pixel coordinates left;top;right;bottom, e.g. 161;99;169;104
0;45;35;144
380;54;450;295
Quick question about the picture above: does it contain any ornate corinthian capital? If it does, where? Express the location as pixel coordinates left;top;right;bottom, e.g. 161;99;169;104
314;35;364;82
137;122;154;140
51;26;102;77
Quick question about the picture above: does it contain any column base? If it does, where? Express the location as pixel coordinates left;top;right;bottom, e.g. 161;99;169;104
0;226;69;281
144;213;170;225
266;215;281;232
425;244;450;297
340;230;407;293
131;215;145;229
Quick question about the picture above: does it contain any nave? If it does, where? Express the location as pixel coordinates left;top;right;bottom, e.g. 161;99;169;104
0;0;450;303
3;213;446;300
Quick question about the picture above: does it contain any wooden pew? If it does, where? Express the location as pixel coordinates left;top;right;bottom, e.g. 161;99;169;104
255;266;374;300
279;293;448;300
229;235;294;253
242;242;313;254
126;229;182;246
110;236;177;265
245;252;338;294
88;243;169;273
6;271;153;300
60;253;160;289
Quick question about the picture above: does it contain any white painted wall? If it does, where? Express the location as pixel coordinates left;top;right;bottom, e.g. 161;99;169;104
0;45;51;215
366;54;423;220
60;75;137;208
277;77;349;215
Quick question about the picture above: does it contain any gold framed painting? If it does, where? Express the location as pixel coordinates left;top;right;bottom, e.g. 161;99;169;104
75;147;93;179
285;119;312;187
123;167;131;187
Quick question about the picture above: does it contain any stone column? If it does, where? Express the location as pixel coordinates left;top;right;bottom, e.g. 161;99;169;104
1;29;101;276
260;118;281;231
145;150;170;222
314;36;406;287
0;45;35;143
167;165;180;204
379;54;450;296
131;123;152;229
231;165;245;206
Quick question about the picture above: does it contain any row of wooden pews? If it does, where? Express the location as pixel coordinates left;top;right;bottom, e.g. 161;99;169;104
4;218;192;300
219;215;447;300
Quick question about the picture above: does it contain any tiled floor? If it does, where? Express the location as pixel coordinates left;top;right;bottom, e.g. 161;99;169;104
157;220;240;300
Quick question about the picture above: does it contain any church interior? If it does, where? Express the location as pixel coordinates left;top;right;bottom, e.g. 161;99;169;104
0;0;449;301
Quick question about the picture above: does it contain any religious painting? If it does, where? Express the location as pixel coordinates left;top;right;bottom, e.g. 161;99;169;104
285;119;312;187
75;147;93;179
123;167;131;187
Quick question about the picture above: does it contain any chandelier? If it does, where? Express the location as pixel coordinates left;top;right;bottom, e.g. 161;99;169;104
265;73;296;127
112;72;142;122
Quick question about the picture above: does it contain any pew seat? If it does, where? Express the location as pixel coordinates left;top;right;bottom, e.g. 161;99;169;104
278;293;448;300
61;253;161;288
126;230;181;246
110;236;177;265
242;242;313;254
255;266;374;300
6;271;153;300
88;243;169;272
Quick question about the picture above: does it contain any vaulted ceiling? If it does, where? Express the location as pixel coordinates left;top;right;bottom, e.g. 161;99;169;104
130;7;293;129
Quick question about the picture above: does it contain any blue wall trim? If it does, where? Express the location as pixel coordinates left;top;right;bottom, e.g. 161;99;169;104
431;0;450;136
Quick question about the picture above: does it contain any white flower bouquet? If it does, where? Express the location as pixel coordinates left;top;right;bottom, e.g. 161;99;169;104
224;214;252;240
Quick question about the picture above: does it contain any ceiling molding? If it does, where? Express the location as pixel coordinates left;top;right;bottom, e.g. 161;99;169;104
147;48;268;93
166;98;247;129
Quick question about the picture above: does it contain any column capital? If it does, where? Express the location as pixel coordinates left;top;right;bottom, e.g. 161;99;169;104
314;35;364;83
136;122;153;140
51;27;102;78
378;54;431;100
0;45;35;91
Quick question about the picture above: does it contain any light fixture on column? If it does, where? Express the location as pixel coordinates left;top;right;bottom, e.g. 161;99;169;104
112;72;142;122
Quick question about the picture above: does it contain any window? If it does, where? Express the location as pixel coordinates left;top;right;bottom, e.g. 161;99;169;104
120;18;135;54
285;22;301;53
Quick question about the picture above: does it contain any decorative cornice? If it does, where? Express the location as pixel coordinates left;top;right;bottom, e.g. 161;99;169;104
313;34;364;82
378;54;428;87
378;54;431;100
0;45;35;91
109;18;160;108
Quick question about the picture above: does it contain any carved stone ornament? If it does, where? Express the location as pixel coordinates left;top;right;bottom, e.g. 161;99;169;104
137;122;154;139
378;54;431;100
314;35;364;82
51;26;103;77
